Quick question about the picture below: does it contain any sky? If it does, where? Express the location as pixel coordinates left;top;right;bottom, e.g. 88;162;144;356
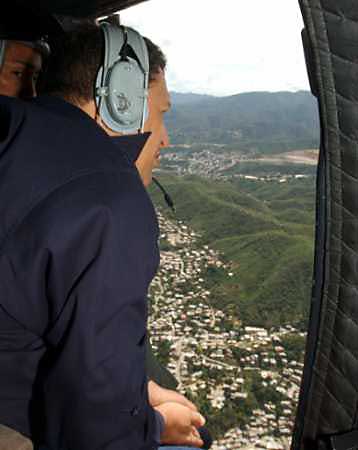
120;0;310;97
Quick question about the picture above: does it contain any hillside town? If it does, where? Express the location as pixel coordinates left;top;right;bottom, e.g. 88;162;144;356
160;145;316;182
148;210;306;450
160;145;246;178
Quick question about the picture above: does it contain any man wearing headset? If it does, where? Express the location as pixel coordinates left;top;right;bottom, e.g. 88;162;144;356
0;21;205;450
0;19;186;437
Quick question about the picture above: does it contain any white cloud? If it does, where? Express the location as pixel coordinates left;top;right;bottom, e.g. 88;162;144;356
120;0;310;96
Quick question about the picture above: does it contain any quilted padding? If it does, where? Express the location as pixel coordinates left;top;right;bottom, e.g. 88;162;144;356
292;1;358;449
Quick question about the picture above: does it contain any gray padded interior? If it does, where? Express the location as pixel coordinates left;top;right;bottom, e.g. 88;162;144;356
292;0;358;448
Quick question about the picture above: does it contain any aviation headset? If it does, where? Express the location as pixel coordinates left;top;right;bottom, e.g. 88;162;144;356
95;21;177;211
95;22;150;133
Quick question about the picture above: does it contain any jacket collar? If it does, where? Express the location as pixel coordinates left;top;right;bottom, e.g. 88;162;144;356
34;95;151;164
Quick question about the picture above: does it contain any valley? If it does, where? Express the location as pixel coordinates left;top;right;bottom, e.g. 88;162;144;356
148;89;319;448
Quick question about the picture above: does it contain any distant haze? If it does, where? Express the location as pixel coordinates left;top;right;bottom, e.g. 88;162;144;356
120;0;310;96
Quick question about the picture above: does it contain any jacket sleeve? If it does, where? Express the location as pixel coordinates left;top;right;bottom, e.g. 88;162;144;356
3;171;160;450
146;338;178;390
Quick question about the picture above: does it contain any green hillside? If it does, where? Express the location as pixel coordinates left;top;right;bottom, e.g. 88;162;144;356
155;176;279;239
150;174;315;328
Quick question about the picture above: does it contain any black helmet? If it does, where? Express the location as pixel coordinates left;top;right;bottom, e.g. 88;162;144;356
10;39;51;58
0;5;63;54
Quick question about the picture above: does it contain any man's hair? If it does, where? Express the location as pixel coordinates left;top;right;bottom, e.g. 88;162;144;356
144;36;167;83
40;23;167;104
39;23;103;104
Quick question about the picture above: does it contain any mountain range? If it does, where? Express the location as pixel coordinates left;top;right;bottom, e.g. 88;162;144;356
167;91;320;153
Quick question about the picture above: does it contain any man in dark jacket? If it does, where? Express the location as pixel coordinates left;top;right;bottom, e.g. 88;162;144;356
0;22;204;450
1;15;185;414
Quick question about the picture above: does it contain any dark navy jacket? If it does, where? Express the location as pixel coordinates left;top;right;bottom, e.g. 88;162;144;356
0;95;160;450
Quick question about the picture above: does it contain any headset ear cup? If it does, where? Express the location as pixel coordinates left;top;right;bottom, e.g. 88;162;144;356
106;58;144;127
96;23;150;134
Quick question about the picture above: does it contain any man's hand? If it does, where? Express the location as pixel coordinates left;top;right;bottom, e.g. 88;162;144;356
148;380;197;412
155;402;205;447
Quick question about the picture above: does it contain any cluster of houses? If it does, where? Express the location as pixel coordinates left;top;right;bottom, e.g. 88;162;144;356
149;211;306;449
161;147;243;178
161;146;313;183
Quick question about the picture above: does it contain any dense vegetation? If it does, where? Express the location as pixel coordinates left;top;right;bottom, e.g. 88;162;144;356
150;174;315;328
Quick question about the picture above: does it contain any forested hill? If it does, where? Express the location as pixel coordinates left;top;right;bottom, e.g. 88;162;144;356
167;91;319;153
150;174;315;328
